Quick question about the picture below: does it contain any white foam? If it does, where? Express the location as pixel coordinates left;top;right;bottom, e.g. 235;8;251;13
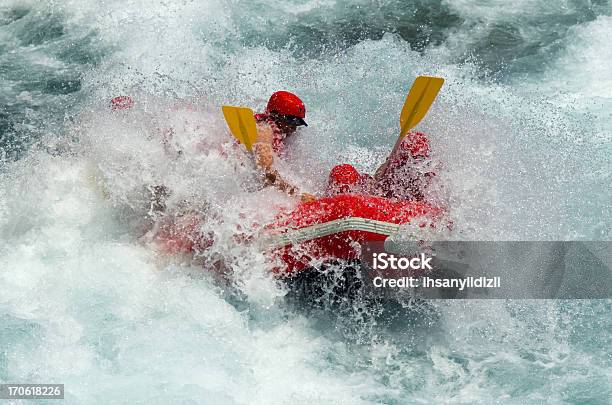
1;1;610;402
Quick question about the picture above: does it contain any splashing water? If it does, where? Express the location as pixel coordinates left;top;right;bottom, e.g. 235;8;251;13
1;0;610;403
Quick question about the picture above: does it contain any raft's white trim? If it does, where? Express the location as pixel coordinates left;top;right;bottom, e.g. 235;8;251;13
261;217;402;249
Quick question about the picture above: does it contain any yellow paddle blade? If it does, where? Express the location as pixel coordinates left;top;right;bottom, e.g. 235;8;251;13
374;76;444;181
399;76;444;138
222;105;257;152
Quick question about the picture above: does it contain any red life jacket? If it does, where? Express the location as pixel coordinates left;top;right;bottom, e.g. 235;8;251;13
254;112;286;154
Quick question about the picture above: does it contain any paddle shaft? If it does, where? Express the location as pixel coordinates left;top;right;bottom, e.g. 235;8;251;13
375;77;442;181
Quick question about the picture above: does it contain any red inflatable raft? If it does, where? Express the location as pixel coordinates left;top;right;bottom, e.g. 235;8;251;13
153;193;443;275
262;194;443;274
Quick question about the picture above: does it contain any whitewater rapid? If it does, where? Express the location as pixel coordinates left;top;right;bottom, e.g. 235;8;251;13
1;0;610;403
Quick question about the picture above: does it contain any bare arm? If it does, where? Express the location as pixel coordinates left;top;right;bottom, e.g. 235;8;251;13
254;123;309;198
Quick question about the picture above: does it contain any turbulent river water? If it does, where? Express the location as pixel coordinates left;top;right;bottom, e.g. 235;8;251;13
0;1;610;403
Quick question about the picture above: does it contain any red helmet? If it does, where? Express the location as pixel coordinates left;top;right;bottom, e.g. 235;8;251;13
329;164;360;186
326;164;366;195
266;91;307;125
398;132;430;159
